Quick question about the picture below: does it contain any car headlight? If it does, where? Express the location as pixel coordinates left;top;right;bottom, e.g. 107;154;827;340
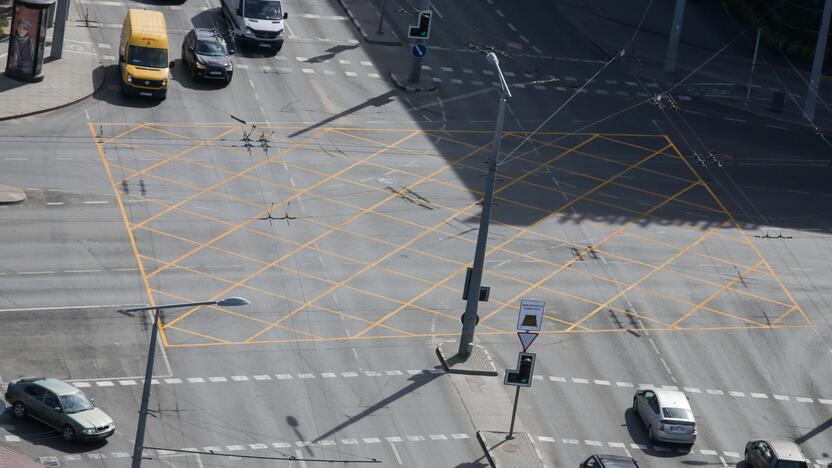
195;61;206;69
245;27;255;36
81;428;95;435
161;79;167;86
225;63;233;70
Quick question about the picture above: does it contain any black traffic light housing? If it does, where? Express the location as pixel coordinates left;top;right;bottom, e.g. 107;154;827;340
408;10;432;39
504;352;536;387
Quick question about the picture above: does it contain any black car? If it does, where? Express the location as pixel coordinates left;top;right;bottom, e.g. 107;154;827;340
580;454;640;468
182;28;234;84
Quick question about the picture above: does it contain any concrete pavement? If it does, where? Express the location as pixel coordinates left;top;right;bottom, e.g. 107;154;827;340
0;2;103;121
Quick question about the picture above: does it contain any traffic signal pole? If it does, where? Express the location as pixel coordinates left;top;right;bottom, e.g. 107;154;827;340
508;386;520;438
407;0;431;83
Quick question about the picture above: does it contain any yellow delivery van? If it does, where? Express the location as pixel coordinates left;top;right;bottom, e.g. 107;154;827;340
119;9;173;99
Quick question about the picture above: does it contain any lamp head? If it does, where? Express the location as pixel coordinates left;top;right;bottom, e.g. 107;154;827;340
216;297;251;307
486;52;499;65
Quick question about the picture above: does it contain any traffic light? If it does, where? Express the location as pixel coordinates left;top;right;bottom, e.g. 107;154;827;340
504;352;536;387
408;10;432;39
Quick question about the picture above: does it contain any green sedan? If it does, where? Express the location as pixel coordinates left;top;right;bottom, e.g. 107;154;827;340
5;377;115;442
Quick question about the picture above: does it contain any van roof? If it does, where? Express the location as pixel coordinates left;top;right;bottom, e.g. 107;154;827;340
127;9;167;37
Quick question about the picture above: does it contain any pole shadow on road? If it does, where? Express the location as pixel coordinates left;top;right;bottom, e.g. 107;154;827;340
305;44;360;64
311;366;444;444
623;407;690;458
289;90;398;139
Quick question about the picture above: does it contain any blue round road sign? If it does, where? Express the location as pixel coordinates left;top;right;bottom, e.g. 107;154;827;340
411;43;427;58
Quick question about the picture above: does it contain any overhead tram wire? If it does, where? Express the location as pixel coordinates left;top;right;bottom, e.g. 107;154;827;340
491;0;791;170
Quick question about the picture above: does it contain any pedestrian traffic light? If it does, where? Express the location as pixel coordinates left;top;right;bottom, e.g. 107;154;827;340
408;10;432;39
504;352;536;387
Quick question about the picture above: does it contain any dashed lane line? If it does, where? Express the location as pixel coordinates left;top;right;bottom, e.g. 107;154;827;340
60;370;832;408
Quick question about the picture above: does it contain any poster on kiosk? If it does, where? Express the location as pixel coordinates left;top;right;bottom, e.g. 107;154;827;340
5;0;55;82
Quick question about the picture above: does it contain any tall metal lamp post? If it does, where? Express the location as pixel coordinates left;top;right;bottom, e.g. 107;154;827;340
458;52;512;358
121;297;251;468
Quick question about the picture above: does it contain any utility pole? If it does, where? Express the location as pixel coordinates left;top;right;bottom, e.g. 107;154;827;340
50;0;70;59
664;0;687;72
804;0;832;121
458;52;511;358
122;298;250;468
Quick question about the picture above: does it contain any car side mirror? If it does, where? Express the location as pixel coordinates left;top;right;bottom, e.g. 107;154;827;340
283;12;288;19
53;406;61;413
169;61;175;69
236;7;242;15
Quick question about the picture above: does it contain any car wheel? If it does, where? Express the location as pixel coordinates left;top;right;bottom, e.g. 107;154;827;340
12;402;26;418
744;450;751;467
632;396;638;411
62;425;75;442
647;425;655;442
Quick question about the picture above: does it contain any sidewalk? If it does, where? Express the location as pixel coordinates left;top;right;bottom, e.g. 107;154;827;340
0;3;104;121
0;443;41;468
557;0;832;129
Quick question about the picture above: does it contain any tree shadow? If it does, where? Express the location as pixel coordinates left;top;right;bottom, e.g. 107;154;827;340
311;368;444;444
623;407;689;458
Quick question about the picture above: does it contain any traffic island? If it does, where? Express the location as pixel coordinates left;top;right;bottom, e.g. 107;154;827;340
0;185;26;204
436;341;497;376
389;72;437;93
477;431;544;468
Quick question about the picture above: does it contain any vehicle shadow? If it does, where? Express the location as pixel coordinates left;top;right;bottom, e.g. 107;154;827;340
91;65;163;108
0;403;108;453
623;407;689;458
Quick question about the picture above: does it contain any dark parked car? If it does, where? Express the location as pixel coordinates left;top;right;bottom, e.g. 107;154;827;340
181;28;234;84
745;440;808;468
5;377;115;442
580;454;640;467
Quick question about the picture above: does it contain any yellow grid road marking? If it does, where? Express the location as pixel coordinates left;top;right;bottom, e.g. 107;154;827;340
671;259;766;328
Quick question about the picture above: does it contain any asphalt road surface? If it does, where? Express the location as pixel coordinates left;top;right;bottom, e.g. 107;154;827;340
1;0;832;467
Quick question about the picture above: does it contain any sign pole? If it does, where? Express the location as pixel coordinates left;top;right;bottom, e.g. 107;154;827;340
507;386;520;439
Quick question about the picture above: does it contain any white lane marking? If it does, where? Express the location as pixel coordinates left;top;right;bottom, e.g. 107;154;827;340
231;375;250;381
608;442;626;448
276;374;293;379
73;382;91;388
562;439;579;444
729;391;745;397
363;438;381;444
430;3;443;18
84;200;108;204
96;381;114;387
507;22;517;31
701;449;718;456
450;433;469;439
360;60;373;66
723;117;747;123
164;378;182;384
187;377;205;383
594;380;611;386
550;376;566;382
208;376;227;382
750;392;768;399
585;440;603;446
796;397;814;403
538;436;556;442
519;34;530;44
97;43;111;49
253;375;271;380
19;271;55;275
301;68;315;74
64;269;102;273
616;381;634;387
495;9;504;17
707;389;725;395
773;394;790;400
390;442;403;464
321;372;336;378
119;380;136;386
724;451;740;458
430;434;447;440
572;378;589;384
684;387;701;393
345;71;357;76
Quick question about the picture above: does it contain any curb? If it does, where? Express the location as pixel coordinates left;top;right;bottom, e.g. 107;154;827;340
0;66;107;122
335;0;401;46
388;72;437;93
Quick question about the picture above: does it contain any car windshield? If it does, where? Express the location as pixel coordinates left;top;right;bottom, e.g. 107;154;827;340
60;392;94;414
197;40;227;56
244;0;282;20
662;407;693;420
128;45;168;68
775;462;807;468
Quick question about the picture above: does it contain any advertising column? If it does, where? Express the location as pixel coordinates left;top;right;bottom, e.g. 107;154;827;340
5;0;56;82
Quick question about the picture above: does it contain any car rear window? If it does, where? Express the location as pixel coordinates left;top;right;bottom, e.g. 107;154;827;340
662;407;693;420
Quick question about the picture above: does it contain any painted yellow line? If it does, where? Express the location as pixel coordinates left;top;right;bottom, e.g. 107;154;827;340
348;134;602;338
670;259;766;328
88;122;159;340
141;131;329;280
99;123;146;145
247;135;498;341
665;137;810;325
481;179;704;326
565;219;730;331
137;223;419;337
162;324;231;344
770;306;797;325
163;130;424;330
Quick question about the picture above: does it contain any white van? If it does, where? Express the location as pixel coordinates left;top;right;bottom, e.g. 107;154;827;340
221;0;287;50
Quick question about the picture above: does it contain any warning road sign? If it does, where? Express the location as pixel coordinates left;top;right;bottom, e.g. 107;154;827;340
516;299;544;331
517;332;538;351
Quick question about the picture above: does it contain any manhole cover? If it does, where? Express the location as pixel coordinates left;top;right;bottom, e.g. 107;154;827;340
500;442;521;453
